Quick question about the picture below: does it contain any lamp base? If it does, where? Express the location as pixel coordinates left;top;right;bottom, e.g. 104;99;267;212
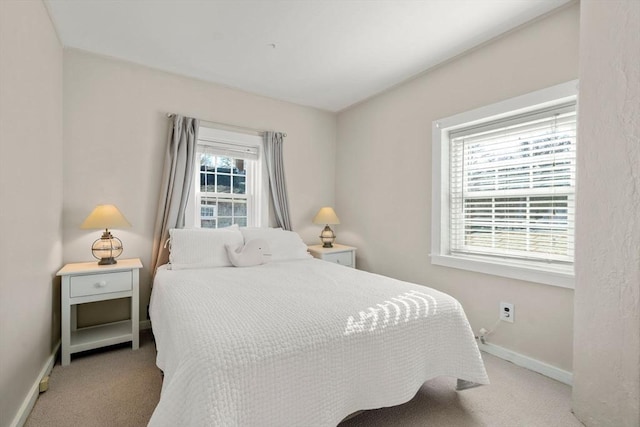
91;229;124;265
320;225;336;248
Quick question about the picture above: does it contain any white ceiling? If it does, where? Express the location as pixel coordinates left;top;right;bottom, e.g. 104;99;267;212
45;0;571;112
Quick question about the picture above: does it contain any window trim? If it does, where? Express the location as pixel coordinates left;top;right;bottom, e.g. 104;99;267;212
431;80;578;289
186;127;268;228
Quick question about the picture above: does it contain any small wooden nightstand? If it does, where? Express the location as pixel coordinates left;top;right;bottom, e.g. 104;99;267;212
57;258;142;366
308;244;357;268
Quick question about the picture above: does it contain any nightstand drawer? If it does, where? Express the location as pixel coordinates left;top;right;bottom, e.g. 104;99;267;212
308;244;356;269
324;251;353;267
70;271;132;297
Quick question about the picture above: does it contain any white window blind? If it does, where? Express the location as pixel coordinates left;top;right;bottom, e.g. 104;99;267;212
449;101;576;265
197;138;259;160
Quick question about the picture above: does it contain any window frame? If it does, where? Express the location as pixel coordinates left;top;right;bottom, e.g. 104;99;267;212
185;127;268;229
431;80;578;289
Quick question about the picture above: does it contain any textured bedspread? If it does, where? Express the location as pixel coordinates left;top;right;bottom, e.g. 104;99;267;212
149;259;488;426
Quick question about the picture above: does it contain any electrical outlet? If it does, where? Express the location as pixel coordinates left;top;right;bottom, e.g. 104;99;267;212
500;302;514;323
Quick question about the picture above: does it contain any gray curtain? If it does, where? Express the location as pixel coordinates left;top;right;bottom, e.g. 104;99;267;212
151;115;199;274
263;131;292;230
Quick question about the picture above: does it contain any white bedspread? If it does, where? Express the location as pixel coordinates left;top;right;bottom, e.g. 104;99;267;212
149;259;488;426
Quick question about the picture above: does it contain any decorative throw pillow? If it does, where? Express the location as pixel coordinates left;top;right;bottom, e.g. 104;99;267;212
239;227;311;262
225;239;271;267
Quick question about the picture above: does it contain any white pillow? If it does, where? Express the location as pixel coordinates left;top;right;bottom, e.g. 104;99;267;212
239;227;311;262
169;225;243;269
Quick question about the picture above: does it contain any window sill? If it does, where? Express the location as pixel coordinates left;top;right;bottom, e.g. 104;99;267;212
430;254;574;289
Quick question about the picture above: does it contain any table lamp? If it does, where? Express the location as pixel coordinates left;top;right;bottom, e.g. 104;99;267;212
80;204;131;265
313;207;340;248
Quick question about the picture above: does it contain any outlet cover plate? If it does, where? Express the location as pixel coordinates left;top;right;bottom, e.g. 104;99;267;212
500;302;514;323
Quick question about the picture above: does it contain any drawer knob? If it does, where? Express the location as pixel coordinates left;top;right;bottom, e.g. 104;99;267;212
96;281;107;288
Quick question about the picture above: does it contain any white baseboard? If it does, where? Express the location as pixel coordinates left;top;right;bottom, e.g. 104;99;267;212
10;340;60;427
139;319;152;330
479;341;573;386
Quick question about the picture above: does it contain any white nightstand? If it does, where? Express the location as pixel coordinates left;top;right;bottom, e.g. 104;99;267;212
308;244;357;268
57;258;142;366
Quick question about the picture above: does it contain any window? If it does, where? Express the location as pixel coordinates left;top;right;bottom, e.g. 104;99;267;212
432;80;578;288
186;127;268;228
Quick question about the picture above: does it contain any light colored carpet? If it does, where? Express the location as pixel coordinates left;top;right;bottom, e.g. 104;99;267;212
25;331;162;427
339;354;584;427
26;331;583;426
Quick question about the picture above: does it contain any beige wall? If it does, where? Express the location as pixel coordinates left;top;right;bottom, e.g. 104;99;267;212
4;2;636;425
0;1;63;426
62;50;337;325
336;3;579;371
573;0;640;425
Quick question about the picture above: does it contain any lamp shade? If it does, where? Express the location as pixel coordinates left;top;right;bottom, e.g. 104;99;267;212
312;207;340;225
81;204;131;230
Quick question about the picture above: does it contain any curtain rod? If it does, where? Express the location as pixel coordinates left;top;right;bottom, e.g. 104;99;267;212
166;113;286;137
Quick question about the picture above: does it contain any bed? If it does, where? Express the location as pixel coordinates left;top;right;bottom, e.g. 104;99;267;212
148;227;489;426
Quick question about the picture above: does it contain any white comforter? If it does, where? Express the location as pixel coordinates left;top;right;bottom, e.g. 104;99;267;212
149;259;488;426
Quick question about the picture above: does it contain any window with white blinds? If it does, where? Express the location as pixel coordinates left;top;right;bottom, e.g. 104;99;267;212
450;102;576;263
431;80;578;288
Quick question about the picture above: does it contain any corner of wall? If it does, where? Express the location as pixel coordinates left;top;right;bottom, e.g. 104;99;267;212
0;0;64;425
572;0;640;425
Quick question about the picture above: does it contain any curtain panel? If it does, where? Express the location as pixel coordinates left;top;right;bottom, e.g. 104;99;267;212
263;131;292;231
150;115;199;274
